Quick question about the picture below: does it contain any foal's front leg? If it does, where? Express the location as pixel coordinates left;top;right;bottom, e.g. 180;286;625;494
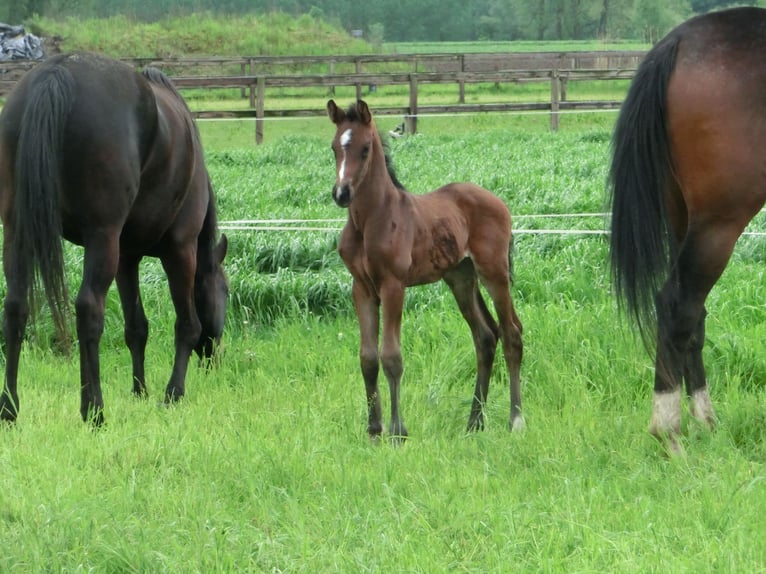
352;279;382;438
379;279;408;442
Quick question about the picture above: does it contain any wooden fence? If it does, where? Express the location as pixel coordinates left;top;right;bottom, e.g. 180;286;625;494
0;51;645;143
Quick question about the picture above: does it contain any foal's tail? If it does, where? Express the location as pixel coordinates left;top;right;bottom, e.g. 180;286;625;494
608;35;680;341
13;66;75;334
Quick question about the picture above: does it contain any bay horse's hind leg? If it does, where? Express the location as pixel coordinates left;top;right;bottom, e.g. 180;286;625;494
116;254;149;397
651;223;741;448
444;258;499;431
0;235;31;422
684;309;716;429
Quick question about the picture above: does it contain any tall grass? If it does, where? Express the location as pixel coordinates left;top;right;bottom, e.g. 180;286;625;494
2;114;766;571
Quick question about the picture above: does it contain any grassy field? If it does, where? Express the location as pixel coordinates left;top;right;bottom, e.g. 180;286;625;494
385;39;650;53
2;111;766;571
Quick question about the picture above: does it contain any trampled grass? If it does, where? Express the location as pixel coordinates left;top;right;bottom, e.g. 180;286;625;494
2;114;766;571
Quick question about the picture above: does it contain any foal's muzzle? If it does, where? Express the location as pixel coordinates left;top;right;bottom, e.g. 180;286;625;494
333;183;351;207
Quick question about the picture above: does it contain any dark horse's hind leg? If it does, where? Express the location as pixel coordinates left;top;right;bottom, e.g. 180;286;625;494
160;245;202;402
116;254;149;397
0;237;31;423
76;235;122;425
444;259;499;432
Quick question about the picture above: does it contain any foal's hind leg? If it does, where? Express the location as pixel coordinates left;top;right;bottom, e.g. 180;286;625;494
116;254;149;397
444;259;499;432
473;258;524;430
0;234;31;422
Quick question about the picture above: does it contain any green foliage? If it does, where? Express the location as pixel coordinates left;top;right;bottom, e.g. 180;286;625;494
27;12;372;57
0;0;749;47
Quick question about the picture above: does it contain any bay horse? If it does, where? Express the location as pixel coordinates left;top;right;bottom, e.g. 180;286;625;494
327;99;523;440
0;52;228;425
609;7;766;451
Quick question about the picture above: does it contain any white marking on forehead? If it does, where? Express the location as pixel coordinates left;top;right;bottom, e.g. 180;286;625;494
340;128;352;148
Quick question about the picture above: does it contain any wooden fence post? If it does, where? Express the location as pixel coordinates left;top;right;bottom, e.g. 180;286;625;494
355;59;362;101
256;75;265;144
240;62;246;99
550;69;560;131
406;74;418;135
458;53;465;103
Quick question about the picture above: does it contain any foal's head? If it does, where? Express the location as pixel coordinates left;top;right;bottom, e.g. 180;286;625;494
327;99;380;207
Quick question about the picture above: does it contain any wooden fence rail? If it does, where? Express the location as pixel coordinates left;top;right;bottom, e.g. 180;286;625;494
0;50;645;143
173;67;638;142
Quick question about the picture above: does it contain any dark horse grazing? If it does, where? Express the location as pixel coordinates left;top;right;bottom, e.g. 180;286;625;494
0;52;228;425
609;7;766;451
327;99;523;440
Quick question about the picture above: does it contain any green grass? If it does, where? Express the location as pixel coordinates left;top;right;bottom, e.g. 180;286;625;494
30;13;373;59
3;113;766;571
386;39;651;53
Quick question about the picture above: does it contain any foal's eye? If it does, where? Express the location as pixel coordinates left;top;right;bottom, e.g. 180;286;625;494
361;144;370;159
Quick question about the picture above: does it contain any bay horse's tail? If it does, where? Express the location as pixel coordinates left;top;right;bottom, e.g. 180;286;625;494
608;35;680;341
13;66;75;334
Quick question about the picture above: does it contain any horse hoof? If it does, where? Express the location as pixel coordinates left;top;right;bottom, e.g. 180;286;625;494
510;415;526;432
0;403;18;424
86;410;106;429
389;434;407;446
466;418;485;433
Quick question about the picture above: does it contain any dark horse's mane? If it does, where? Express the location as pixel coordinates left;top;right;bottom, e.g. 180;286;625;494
344;102;406;191
142;66;221;261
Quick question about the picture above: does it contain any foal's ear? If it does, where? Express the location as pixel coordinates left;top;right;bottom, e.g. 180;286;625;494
327;99;344;125
357;100;372;125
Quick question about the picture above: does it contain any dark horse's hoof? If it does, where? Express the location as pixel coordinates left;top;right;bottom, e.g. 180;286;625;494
0;393;19;424
466;415;485;432
82;408;106;428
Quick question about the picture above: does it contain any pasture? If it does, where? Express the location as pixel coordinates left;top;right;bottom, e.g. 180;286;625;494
1;109;766;571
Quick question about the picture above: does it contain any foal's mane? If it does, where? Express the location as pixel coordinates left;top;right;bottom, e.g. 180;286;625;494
344;101;406;191
381;135;406;191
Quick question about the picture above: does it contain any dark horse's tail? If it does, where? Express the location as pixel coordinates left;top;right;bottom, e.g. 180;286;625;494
608;35;681;341
13;66;75;334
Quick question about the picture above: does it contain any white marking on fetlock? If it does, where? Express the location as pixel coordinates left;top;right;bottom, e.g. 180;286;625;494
649;388;682;438
511;415;526;432
690;387;716;429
